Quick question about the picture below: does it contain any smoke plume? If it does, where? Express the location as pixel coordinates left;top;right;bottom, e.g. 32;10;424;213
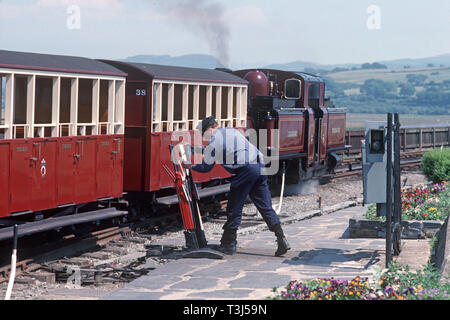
153;0;230;67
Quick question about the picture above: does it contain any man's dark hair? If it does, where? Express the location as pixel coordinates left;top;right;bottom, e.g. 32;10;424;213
199;116;218;135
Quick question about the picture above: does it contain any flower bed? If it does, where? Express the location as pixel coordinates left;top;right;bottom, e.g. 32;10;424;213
272;263;450;300
364;181;449;221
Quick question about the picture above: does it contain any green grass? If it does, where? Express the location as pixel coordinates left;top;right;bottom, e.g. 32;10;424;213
346;113;450;130
328;66;450;85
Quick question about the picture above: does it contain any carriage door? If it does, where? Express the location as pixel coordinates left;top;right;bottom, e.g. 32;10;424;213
31;140;57;211
0;142;10;217
123;82;147;191
111;136;124;197
96;136;113;199
74;138;96;203
56;138;76;206
10;141;32;213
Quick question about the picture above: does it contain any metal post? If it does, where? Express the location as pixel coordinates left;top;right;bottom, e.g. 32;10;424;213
393;113;402;256
348;130;352;157
402;129;407;152
419;128;423;150
5;225;18;300
433;128;436;149
386;113;393;268
448;127;450;147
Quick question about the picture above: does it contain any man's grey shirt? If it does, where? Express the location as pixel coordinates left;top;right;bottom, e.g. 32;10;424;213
192;127;264;174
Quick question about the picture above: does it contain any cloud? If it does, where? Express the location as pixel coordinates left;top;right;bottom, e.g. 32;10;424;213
36;0;123;10
0;2;34;18
0;0;124;19
224;5;268;27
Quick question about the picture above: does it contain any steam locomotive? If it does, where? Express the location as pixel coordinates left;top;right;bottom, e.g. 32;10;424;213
234;69;348;186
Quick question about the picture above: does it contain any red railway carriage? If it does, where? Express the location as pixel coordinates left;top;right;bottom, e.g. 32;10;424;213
233;69;349;184
0;50;127;221
100;61;249;202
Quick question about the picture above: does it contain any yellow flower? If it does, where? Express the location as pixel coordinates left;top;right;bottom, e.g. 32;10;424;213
379;280;383;285
418;285;423;290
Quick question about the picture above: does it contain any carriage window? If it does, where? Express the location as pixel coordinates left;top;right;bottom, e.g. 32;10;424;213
199;86;207;119
211;86;218;119
174;84;183;121
0;76;6;126
59;78;72;124
78;79;93;124
34;77;53;124
188;85;194;120
285;79;301;99
161;84;169;122
13;76;28;125
114;80;125;134
233;87;238;119
99;80;109;123
221;87;228;119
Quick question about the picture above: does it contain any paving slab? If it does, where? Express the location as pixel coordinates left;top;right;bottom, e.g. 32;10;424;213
394;239;431;271
103;205;396;300
101;204;433;300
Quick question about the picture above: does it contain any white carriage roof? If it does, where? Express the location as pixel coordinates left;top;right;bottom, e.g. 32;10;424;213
0;50;127;77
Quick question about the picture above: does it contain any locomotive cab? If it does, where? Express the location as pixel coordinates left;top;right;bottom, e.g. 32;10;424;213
234;69;348;185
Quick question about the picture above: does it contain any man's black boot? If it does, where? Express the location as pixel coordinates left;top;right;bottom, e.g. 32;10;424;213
273;224;291;257
218;228;237;255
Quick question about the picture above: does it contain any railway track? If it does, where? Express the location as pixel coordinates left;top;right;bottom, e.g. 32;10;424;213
327;150;424;180
0;226;130;283
0;208;199;285
329;159;422;180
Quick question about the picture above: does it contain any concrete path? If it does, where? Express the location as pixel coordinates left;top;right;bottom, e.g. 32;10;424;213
103;205;390;300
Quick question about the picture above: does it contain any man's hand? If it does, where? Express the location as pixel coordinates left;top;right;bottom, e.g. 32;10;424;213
182;162;193;170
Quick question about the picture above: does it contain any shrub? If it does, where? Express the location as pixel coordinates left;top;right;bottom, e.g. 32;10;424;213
421;148;450;184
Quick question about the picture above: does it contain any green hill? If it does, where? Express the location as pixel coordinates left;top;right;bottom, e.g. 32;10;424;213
324;67;450;115
327;66;450;85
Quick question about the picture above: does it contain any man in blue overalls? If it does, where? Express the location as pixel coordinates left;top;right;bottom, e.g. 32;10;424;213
184;116;290;256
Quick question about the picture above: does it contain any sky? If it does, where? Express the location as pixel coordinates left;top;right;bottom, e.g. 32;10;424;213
0;0;449;68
